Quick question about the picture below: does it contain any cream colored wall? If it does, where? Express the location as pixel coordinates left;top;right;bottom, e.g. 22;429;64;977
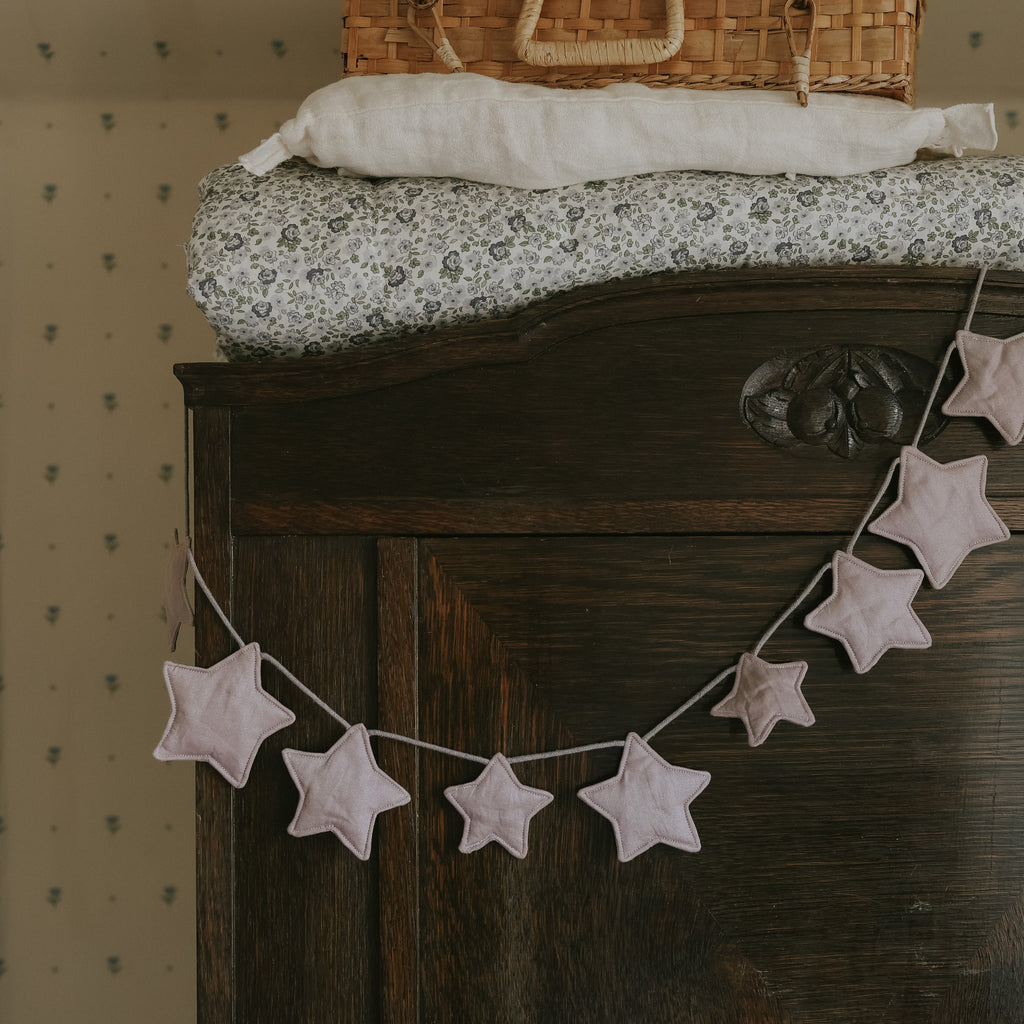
0;3;1020;1022
917;1;1024;128
0;4;339;1022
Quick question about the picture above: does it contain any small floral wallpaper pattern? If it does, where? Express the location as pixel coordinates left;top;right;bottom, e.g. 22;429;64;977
0;1;1022;1022
1;103;203;1023
1;2;338;1023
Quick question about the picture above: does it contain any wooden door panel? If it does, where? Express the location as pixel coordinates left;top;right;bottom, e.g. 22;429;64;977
415;536;1024;1023
229;536;381;1024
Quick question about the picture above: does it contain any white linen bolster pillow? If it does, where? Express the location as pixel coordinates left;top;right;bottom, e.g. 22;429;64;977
240;73;997;189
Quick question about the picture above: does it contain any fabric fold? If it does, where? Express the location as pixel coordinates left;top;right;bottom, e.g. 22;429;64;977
239;132;292;176
936;103;998;157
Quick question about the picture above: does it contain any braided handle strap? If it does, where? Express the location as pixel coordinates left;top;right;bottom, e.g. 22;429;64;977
783;0;818;106
407;0;466;72
515;0;685;67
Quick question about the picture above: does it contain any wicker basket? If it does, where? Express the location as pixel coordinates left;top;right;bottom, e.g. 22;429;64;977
342;0;925;104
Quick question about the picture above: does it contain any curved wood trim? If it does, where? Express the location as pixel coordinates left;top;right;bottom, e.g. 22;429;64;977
175;266;1024;407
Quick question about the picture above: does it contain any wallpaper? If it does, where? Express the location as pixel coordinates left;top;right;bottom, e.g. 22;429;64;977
0;2;1021;1022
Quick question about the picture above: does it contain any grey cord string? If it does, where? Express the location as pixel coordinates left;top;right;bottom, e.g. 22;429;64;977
644;664;738;742
187;547;246;649
849;265;990;554
508;740;626;764
186;546;625;762
907;267;987;451
367;731;489;765
176;266;992;765
962;265;989;335
186;547;351;730
752;559;834;655
846;458;901;556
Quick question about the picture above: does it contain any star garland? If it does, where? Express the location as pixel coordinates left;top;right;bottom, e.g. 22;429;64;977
157;268;1021;862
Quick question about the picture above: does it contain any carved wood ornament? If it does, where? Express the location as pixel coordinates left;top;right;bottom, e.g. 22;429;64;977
741;345;957;459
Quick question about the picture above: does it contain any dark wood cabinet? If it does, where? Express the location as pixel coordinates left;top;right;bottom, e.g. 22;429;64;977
177;267;1024;1023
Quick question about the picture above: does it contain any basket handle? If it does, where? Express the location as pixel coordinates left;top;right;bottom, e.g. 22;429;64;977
515;0;685;67
783;0;818;106
407;0;466;72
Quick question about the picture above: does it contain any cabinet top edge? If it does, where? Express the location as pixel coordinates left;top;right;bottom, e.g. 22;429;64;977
175;266;1024;408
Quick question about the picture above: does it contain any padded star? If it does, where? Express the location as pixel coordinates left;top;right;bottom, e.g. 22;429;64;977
710;652;813;747
154;642;295;787
445;753;554;859
942;328;1024;445
578;733;711;862
868;447;1009;589
282;724;410;860
804;551;931;674
164;529;193;651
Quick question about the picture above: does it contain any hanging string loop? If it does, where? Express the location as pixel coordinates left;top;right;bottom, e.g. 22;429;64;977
783;0;818;107
406;0;466;72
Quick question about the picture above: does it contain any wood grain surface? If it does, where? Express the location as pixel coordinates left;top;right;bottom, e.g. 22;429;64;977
415;535;1024;1023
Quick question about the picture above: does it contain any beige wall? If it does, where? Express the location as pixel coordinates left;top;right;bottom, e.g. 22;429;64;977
0;2;1021;1022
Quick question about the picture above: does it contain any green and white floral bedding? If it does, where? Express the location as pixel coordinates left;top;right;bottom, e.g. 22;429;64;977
186;156;1024;361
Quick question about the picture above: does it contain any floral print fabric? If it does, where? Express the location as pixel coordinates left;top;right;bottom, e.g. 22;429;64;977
186;157;1024;361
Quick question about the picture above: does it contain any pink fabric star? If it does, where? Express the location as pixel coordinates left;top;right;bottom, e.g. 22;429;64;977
444;754;554;859
282;724;410;860
164;530;193;651
942;328;1024;445
804;551;931;674
154;642;296;787
868;447;1009;589
578;733;711;862
710;652;813;747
